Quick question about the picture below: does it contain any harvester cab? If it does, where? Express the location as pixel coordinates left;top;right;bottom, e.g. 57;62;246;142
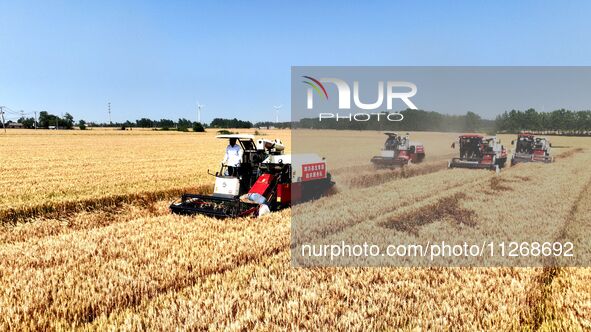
448;134;507;172
510;133;553;165
210;134;267;197
370;132;425;167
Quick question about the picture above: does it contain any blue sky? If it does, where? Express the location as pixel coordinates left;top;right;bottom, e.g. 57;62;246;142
1;1;590;123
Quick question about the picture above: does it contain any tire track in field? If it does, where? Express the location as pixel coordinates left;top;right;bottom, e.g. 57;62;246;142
555;147;584;159
344;161;449;189
329;153;455;176
305;149;591;267
0;200;170;245
0;184;210;225
332;154;455;190
292;172;493;246
338;144;577;193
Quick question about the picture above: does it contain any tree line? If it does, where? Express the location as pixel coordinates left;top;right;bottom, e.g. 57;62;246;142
13;113;260;131
13;113;210;132
12;108;591;134
296;109;495;132
16;111;75;129
253;121;291;129
495;108;591;133
209;118;252;128
132;118;204;131
296;108;591;135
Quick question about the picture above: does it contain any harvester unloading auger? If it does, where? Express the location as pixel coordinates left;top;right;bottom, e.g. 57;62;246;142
370;132;425;168
448;134;507;173
510;132;554;165
170;134;334;218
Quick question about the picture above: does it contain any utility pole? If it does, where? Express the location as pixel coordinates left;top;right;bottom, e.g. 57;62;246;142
108;102;112;125
34;111;37;129
19;110;24;129
0;107;6;133
273;105;282;124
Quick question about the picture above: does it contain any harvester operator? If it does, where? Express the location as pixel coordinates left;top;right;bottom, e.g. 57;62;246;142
223;138;243;176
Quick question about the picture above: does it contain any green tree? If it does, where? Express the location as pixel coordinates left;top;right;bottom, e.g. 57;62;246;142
524;108;539;130
158;119;175;129
210;118;252;128
464;111;481;132
18;117;35;128
136;118;154;128
193;122;205;132
63;113;74;129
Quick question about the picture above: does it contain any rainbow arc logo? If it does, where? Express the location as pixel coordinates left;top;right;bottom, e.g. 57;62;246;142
301;76;328;100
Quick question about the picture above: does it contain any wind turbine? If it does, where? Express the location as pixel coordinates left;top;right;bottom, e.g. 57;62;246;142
273;105;282;123
197;102;205;124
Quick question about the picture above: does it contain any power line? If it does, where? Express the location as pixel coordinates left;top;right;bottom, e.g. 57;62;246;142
1;107;33;117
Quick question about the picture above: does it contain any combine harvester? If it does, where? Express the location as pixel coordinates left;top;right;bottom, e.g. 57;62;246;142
510;132;554;165
448;134;507;173
370;132;425;168
170;134;334;218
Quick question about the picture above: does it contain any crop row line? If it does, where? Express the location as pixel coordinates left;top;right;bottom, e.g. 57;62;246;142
0;185;210;225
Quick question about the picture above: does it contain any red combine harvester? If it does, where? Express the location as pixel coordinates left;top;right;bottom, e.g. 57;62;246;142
448;134;507;172
511;132;554;165
170;134;334;218
370;132;425;167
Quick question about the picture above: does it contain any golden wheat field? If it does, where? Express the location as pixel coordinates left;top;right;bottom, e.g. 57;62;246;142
0;128;590;330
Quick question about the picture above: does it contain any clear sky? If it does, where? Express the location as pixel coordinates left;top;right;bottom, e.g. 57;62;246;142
1;1;591;124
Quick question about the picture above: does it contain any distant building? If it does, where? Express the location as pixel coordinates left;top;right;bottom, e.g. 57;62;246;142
6;122;24;129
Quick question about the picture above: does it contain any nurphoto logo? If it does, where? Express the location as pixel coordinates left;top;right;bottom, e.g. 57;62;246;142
302;75;417;121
